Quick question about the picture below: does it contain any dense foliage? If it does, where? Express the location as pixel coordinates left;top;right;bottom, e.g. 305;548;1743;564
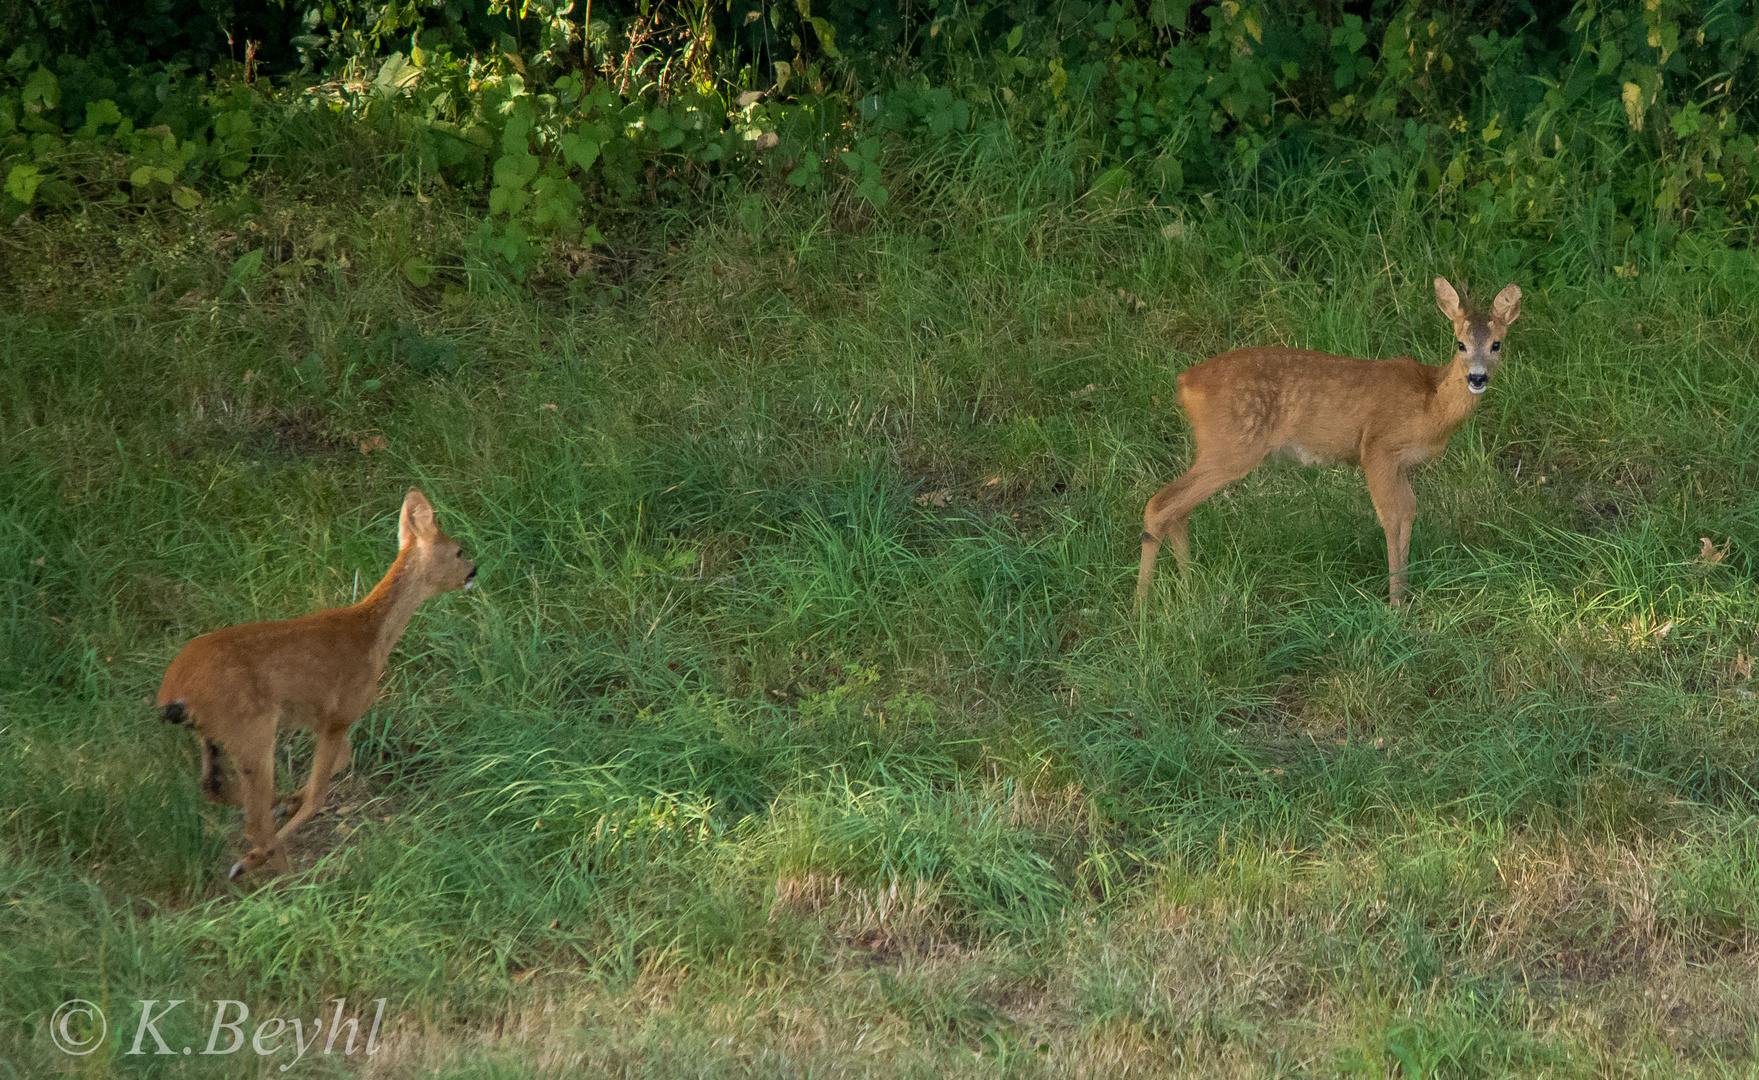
6;0;1758;280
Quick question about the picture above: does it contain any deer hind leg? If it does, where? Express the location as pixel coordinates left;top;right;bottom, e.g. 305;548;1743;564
228;729;286;879
1364;457;1417;606
274;726;352;848
1138;452;1265;601
198;737;238;805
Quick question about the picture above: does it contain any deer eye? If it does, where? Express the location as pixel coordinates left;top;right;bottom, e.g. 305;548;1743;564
1457;341;1465;351
1491;341;1501;351
456;548;464;558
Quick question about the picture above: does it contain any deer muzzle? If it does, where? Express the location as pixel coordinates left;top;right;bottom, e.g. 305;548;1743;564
1466;367;1489;394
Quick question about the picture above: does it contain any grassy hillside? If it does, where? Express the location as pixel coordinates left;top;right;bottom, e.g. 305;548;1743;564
5;145;1759;1076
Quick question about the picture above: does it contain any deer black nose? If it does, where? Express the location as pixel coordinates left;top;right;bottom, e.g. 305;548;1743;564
1466;372;1488;391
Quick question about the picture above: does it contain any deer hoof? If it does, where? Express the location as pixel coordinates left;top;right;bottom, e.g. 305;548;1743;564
229;846;271;879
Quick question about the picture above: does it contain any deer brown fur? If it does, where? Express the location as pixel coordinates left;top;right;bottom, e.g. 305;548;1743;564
157;488;476;879
1137;277;1522;606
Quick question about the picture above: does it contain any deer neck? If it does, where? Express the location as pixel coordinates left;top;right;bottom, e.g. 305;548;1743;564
353;549;429;670
1431;356;1484;432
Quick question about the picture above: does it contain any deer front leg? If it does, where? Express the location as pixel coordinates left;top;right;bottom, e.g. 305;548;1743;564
274;727;351;847
1364;456;1417;606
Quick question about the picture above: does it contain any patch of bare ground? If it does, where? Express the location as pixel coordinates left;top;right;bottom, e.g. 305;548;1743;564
276;771;401;876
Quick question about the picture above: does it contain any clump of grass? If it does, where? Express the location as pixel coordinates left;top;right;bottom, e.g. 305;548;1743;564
3;133;1759;1075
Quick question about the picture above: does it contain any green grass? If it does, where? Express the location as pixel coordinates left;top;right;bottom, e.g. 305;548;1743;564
5;141;1759;1076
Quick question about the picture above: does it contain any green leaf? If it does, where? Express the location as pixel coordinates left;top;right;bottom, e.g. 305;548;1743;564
489;185;530;215
1386;1038;1421;1077
294;352;325;388
809;17;840;57
171;186;201;209
1156;157;1183;194
1669;102;1704;138
530;174;584;229
84;99;122;129
737;193;765;234
559;133;600;172
374;52;420;97
129;165;156;187
4;163;43;203
403;258;433;287
224;249;264;296
492;152;538;189
22;66;58;114
1088;167;1131;200
213;110;255;139
500;109;532;155
1046;58;1068;98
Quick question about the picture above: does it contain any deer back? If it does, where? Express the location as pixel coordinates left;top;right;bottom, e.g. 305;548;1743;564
1176;347;1465;466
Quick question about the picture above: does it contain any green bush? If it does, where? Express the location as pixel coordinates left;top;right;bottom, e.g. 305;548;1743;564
4;0;1757;280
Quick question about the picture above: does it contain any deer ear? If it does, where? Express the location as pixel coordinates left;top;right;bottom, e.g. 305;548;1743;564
399;488;436;547
1491;283;1522;326
1433;277;1464;322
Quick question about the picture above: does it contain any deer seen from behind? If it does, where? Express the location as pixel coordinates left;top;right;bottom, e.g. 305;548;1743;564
1137;276;1522;606
158;488;476;880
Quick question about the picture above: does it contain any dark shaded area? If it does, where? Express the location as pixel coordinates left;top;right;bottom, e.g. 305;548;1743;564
2;0;311;76
0;0;1617;111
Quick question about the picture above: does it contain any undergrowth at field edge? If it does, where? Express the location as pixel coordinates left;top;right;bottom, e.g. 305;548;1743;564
4;154;1759;1076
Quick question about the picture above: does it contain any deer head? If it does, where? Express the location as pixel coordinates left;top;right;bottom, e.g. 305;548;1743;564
397;488;477;597
1434;277;1521;395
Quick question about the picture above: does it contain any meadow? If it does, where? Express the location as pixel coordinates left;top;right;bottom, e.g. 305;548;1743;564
5;131;1759;1076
